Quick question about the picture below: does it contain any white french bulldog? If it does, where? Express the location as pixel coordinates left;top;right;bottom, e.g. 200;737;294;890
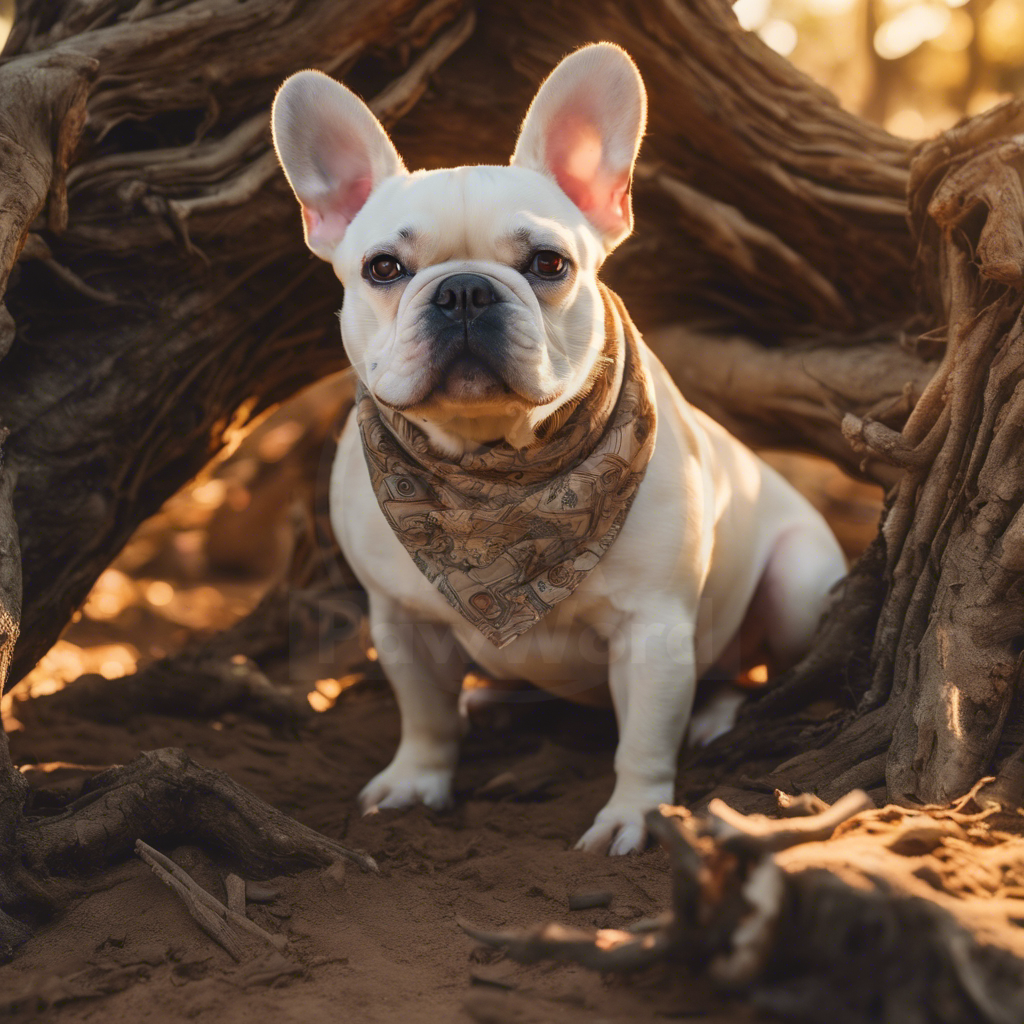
271;44;846;855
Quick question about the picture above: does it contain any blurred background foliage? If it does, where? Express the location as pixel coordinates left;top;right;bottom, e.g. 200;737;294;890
739;0;1020;137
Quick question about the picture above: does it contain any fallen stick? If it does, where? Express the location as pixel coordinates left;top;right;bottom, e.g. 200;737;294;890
773;790;829;817
135;840;286;961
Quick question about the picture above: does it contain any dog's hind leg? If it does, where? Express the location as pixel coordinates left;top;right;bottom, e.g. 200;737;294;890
752;522;847;670
687;521;846;748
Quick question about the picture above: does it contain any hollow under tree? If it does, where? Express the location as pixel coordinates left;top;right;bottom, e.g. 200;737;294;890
0;0;1020;957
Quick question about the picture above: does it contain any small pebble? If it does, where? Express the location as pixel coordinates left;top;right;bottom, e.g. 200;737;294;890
320;859;347;890
245;881;281;903
567;889;613;911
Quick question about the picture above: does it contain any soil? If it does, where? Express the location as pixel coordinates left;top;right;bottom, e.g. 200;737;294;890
3;678;763;1024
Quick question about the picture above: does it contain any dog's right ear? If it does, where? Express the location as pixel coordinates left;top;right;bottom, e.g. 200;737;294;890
272;71;406;262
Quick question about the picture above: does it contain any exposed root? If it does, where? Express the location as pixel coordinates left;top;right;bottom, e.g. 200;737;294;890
464;794;1024;1024
0;744;376;960
773;791;829;817
19;747;377;881
703;789;875;852
28;656;313;735
225;872;247;916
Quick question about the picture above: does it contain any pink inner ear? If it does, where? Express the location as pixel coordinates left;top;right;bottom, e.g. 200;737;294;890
545;113;630;237
303;169;374;255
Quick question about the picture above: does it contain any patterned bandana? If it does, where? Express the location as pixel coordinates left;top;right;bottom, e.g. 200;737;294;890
354;285;657;648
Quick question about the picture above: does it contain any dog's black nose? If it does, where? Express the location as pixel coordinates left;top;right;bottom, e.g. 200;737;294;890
433;274;497;322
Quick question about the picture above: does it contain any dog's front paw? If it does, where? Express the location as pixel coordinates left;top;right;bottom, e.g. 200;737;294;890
574;810;644;855
359;747;455;814
575;781;674;855
575;803;649;856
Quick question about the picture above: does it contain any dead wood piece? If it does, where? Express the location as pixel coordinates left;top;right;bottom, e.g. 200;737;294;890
840;409;947;470
136;840;282;961
245;881;280;904
32;656;312;735
459;919;672;974
774;791;830;818
20;747;378;879
567;890;613;911
225;873;247;917
464;799;1024;1024
707;789;876;852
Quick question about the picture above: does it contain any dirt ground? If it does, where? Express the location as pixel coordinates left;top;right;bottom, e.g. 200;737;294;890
3;671;773;1024
0;387;882;1023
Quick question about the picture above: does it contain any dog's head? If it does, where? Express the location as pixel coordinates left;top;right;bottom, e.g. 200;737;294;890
272;44;646;453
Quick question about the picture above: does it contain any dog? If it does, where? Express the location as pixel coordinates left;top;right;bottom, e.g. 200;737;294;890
271;44;847;855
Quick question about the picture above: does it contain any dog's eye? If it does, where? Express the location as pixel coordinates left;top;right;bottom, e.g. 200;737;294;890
366;255;405;283
529;250;568;279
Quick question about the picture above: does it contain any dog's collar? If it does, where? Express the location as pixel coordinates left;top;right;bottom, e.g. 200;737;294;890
354;284;657;648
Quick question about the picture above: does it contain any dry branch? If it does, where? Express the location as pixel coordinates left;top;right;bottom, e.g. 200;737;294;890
135;840;285;961
465;791;1024;1024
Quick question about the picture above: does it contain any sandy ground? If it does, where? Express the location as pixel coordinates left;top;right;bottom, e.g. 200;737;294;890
4;676;767;1023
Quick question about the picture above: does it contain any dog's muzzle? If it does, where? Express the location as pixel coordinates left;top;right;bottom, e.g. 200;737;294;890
420;273;515;396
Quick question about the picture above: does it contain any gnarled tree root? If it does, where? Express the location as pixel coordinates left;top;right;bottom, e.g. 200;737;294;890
20;746;376;879
20;656;314;735
1;747;375;956
464;783;1024;1024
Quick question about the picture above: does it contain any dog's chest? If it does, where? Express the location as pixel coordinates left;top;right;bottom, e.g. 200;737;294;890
446;589;620;696
332;421;625;693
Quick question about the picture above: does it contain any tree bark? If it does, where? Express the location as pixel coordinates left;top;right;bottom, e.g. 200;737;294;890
1;0;938;683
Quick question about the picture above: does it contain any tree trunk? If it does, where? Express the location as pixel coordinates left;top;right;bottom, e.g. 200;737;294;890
2;0;1024;959
2;0;936;684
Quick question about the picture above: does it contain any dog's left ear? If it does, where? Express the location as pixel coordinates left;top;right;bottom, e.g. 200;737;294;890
512;43;646;251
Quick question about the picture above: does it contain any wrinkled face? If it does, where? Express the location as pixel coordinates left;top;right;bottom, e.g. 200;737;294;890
272;42;647;451
334;166;607;448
